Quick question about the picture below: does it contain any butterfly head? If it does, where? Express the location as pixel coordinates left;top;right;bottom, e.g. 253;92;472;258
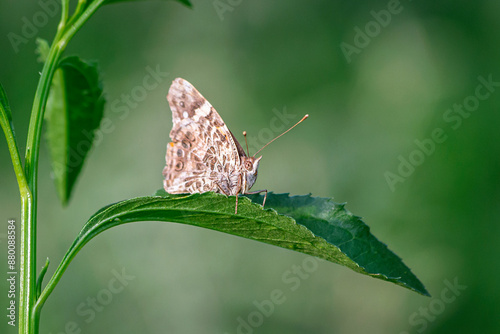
241;156;262;192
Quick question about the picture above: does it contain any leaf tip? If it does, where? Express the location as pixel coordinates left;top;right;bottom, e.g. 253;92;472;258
178;0;193;8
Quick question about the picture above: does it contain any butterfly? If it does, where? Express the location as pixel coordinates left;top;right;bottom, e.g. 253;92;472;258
162;78;307;214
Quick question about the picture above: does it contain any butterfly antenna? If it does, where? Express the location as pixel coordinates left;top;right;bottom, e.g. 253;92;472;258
243;131;250;156
253;114;309;157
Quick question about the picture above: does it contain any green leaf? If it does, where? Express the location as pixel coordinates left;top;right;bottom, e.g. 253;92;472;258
45;56;105;205
0;82;25;189
103;0;192;7
0;82;13;126
244;192;430;296
36;258;50;299
38;192;429;308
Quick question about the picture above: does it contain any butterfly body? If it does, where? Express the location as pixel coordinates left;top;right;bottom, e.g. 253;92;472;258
163;78;264;212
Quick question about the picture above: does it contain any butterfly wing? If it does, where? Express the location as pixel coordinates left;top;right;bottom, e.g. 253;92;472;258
163;78;243;195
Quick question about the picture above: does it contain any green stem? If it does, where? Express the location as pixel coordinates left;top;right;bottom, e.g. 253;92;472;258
18;3;70;332
18;195;33;334
20;39;64;334
0;90;33;334
21;1;106;333
67;0;88;27
0;95;29;197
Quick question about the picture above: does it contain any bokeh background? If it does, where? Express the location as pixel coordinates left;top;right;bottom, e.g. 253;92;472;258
1;0;499;333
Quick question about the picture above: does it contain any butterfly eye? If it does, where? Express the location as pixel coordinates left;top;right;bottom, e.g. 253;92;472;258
244;161;253;171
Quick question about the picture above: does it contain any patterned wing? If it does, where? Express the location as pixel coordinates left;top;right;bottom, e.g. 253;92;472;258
163;78;242;195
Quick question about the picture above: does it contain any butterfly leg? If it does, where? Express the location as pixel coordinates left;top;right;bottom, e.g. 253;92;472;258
235;194;239;215
245;189;268;209
215;182;239;215
234;176;244;215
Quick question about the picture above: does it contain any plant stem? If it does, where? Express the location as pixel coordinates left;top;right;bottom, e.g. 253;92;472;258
0;99;29;197
0;88;34;333
20;36;65;334
21;2;105;333
18;195;33;334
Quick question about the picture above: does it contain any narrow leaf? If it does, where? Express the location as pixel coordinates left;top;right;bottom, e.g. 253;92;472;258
39;192;428;307
0;82;25;188
0;82;13;126
36;258;50;299
0;83;13;128
45;56;105;205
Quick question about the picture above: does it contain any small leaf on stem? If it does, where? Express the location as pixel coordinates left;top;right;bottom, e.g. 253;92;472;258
45;56;105;205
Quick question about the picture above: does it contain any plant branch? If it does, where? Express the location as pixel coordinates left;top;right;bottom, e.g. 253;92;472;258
59;0;69;30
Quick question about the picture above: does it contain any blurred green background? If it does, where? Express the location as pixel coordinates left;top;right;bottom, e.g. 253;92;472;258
1;0;499;333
